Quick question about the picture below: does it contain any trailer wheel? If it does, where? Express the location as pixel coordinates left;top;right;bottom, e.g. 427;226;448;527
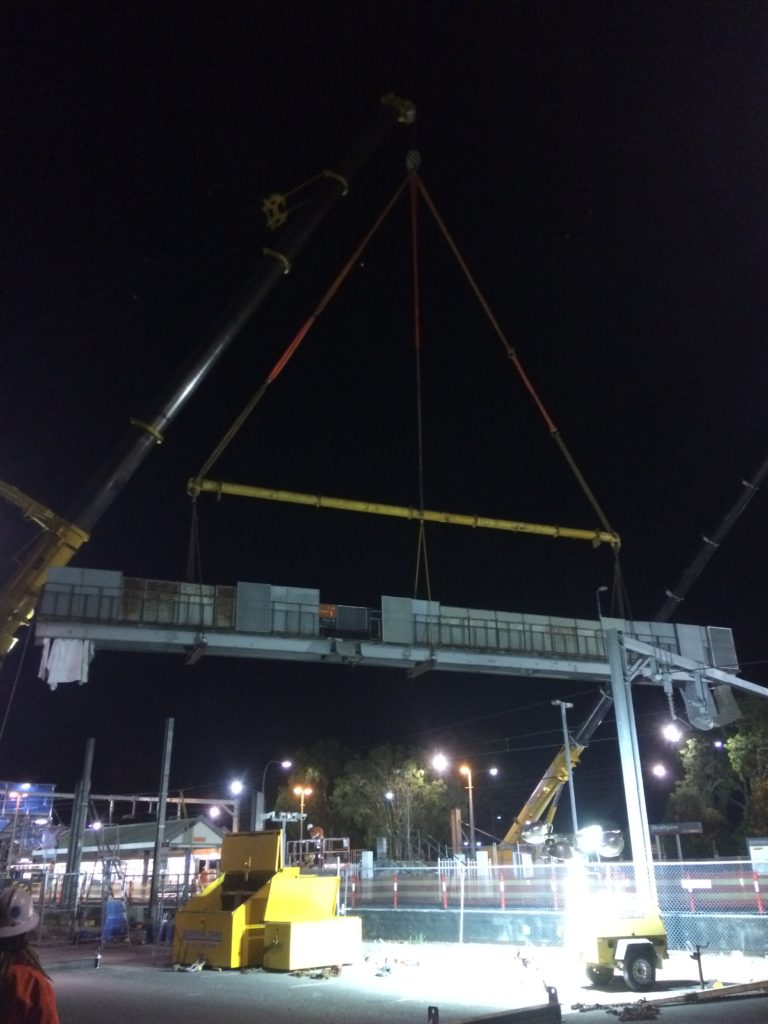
585;966;613;986
622;947;656;992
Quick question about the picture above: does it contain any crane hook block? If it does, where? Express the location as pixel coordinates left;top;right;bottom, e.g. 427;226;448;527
406;150;421;175
322;170;349;195
263;248;291;275
262;192;288;230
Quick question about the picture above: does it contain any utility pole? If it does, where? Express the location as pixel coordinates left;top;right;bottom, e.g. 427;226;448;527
149;718;174;937
552;701;578;835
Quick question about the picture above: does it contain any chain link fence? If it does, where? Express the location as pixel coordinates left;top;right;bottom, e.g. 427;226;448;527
7;857;767;953
343;858;768;952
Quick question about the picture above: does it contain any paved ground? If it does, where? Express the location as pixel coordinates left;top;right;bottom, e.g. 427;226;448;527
37;937;768;1023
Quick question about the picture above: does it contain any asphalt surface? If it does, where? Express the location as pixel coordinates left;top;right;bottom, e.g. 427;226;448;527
38;939;768;1024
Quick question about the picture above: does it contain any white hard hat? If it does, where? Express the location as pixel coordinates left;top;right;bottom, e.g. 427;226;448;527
0;885;39;938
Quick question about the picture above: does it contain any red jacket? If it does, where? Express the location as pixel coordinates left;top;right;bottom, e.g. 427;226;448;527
1;962;60;1023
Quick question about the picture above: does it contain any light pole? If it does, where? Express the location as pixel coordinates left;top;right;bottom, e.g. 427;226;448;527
551;700;578;835
384;790;398;859
459;765;475;855
293;786;312;865
596;585;608;622
229;780;243;832
252;759;292;830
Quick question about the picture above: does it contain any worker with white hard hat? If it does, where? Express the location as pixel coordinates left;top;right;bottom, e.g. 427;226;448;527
0;884;60;1022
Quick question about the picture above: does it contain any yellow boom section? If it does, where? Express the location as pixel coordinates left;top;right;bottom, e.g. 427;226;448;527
0;481;89;657
188;480;621;548
502;742;587;846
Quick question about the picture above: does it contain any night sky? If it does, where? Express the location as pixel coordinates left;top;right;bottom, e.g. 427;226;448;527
2;3;767;836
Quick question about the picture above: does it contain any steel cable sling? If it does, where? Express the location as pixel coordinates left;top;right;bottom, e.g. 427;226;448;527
408;155;433;602
413;175;626;613
185;176;411;580
190;175;410;487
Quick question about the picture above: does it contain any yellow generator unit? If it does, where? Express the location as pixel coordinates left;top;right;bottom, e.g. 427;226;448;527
172;831;361;971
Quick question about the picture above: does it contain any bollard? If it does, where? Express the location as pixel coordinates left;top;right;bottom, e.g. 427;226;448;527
753;872;764;914
684;877;696;912
94;948;102;969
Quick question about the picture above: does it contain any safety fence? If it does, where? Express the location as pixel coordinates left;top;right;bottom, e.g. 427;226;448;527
9;858;768;951
341;858;768;951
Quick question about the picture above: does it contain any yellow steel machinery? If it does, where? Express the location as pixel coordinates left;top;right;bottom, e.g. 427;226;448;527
0;481;89;657
172;830;361;971
578;910;668;992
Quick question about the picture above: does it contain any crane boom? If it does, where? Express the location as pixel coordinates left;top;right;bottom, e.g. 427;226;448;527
502;691;614;847
656;449;768;621
0;93;415;659
503;450;766;854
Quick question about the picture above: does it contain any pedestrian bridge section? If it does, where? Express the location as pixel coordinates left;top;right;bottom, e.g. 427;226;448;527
35;567;738;691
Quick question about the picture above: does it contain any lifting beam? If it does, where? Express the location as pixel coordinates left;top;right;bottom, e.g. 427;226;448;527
186;479;621;548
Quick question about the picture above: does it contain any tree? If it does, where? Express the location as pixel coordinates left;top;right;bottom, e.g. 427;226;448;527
663;696;768;854
726;696;768;838
329;745;452;858
274;739;352;839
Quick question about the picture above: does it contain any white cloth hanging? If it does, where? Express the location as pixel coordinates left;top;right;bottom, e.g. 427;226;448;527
38;637;94;690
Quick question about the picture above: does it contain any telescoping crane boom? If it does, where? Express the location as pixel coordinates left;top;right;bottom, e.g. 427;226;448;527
500;690;621;858
0;93;415;660
503;445;768;859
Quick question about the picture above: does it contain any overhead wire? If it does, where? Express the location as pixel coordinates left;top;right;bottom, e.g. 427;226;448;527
408;156;432;601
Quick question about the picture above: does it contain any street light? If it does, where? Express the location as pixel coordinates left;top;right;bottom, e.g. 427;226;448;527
229;779;243;832
434;756;497;856
551;700;578;835
252;759;292;831
459;765;476;855
662;722;683;743
293;786;312;865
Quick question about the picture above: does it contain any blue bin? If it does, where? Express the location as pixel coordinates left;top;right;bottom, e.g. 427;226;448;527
103;899;128;940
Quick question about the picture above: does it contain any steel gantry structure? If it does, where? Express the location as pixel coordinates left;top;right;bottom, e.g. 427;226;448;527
34;565;768;910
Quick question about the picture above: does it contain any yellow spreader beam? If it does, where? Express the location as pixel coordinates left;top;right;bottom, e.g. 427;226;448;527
188;479;620;548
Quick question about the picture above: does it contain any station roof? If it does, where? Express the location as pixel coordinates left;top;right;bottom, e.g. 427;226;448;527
37;815;225;857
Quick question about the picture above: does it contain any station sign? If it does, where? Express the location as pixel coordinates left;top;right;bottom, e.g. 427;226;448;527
650;821;703;835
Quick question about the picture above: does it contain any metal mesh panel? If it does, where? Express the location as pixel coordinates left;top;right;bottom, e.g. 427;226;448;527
348;859;764;953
